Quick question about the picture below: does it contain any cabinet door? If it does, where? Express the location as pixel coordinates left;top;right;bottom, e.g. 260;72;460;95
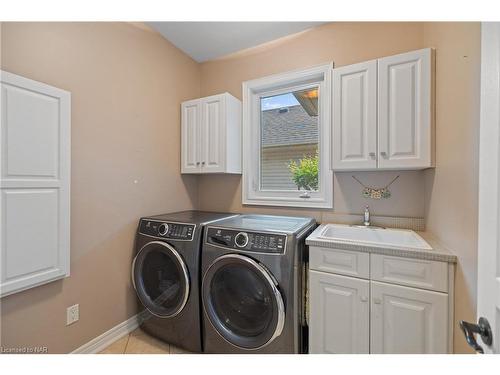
181;100;201;173
370;281;448;354
378;48;434;169
200;95;226;173
1;71;71;297
309;271;370;353
333;60;377;170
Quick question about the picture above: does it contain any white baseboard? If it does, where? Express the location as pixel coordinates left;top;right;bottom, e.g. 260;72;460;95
71;313;141;354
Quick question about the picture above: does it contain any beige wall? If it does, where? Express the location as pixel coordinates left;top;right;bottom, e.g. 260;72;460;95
423;22;481;354
198;22;428;220
0;22;200;353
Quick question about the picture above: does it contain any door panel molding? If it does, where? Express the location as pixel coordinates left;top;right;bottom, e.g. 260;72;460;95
0;71;70;297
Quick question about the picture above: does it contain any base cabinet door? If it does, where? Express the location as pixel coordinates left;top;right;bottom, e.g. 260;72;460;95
309;271;370;353
370;281;448;354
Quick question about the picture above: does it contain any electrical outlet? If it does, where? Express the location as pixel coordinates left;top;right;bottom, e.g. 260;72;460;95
66;304;79;325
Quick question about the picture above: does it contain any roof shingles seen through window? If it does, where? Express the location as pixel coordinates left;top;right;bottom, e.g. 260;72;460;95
261;105;318;147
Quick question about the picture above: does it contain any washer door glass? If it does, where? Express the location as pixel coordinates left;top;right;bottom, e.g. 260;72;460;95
202;254;285;349
133;241;189;318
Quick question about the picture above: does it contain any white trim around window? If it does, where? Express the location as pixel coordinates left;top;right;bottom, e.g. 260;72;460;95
242;63;333;208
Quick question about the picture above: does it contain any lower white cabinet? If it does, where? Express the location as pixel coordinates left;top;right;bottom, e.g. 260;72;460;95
370;281;448;354
309;271;369;354
308;247;453;354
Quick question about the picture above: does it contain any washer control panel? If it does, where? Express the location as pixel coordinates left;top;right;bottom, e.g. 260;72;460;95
206;227;286;254
139;219;195;241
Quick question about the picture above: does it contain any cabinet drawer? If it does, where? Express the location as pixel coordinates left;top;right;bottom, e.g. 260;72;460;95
309;246;369;279
370;254;448;292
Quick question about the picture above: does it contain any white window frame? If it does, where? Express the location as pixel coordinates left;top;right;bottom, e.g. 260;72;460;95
242;63;333;208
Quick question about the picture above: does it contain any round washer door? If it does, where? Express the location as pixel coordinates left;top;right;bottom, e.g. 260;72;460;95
132;241;190;318
202;254;285;350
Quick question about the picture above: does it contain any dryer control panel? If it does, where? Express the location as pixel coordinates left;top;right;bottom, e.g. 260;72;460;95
139;219;195;241
206;227;286;254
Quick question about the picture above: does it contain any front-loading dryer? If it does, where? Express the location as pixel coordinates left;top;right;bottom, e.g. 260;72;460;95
201;214;316;353
132;210;237;352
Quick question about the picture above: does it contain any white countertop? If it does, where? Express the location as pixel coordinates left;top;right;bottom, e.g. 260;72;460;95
306;224;457;263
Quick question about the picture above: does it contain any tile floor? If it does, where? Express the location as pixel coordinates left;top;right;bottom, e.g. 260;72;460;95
99;328;192;354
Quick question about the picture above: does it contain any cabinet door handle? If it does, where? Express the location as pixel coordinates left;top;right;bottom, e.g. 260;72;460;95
360;296;368;302
201;161;205;165
373;298;382;305
369;152;376;158
196;161;200;165
380;151;387;158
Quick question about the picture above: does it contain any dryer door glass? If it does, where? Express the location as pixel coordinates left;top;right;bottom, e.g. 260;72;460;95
202;254;284;349
133;241;190;318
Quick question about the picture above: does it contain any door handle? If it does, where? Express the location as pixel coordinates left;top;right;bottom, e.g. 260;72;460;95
459;317;493;353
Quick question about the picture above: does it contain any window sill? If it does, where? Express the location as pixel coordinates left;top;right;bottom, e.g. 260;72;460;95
242;196;333;209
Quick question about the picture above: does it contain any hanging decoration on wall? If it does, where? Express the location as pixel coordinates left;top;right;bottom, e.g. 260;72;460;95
352;175;400;199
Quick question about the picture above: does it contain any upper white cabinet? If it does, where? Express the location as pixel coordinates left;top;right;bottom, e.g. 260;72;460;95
333;60;377;170
1;71;71;298
181;92;241;174
332;48;435;171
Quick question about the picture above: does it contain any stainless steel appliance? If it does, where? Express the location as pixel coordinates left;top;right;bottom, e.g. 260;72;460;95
132;210;237;352
201;214;316;353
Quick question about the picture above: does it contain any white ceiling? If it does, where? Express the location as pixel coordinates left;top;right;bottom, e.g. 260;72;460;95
147;22;325;63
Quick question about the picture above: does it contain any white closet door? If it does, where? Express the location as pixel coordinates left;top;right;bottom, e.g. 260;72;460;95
332;60;377;170
378;48;434;169
1;71;71;297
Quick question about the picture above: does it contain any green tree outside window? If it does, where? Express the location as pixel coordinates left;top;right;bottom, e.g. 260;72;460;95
288;150;319;191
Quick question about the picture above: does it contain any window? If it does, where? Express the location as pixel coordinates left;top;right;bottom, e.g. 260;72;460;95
242;64;333;208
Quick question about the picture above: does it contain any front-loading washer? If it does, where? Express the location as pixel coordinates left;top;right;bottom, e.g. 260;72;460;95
201;214;316;353
132;210;238;353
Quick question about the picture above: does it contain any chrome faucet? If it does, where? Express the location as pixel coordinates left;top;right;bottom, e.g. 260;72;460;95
363;205;371;226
